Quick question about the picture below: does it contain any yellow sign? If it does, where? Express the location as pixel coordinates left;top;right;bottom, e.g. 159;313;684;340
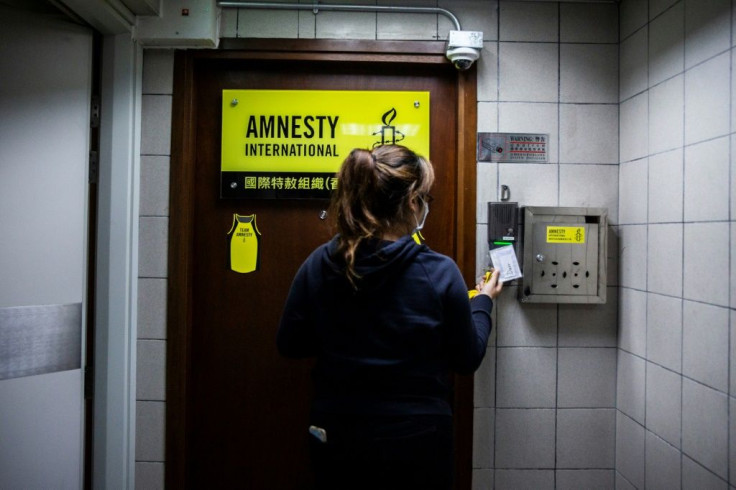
546;226;586;244
221;89;430;198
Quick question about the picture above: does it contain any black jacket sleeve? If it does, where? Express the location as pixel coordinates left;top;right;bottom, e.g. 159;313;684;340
276;261;319;358
442;267;494;374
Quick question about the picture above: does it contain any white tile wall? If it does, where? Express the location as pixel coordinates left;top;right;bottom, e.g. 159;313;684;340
474;345;495;408
298;9;316;39
648;149;683;223
498;1;558;42
681;379;729;479
682;300;730;392
472;469;493;490
135;462;164;490
645;431;681;490
140;156;170;217
645;362;682;447
650;0;679;20
684;52;730;145
557;348;616;408
377;9;437;40
681;455;730;489
615;412;646;489
495;469;554;489
558;287;618;347
136;340;166;400
496;289;558;347
619;287;647;357
136;401;165;462
560;44;618;104
684;0;731;69
560;3;618;44
731;310;736;395
142;50;174;94
138;49;173;484
646;293;683;373
138;217;169;278
473;407;494;469
619;0;648;41
498;103;559;163
496;347;557;408
476;161;498;223
684;136;730;222
619;159;648;224
620;26;649;100
560;164;619;223
646;223;683;297
497;161;558;207
239;8;300;38
732;135;736;219
477;42;499;102
683;222;730;306
621;6;736;478
559;105;618;163
730;396;736;482
556;469;615;490
498;43;559;103
616;472;638;490
616;350;646;423
649;74;684;154
137;278;167;340
621;94;649;164
649;2;684;87
619;225;648;290
556;409;616;468
439;0;498;39
318;10;376;39
495;409;556;469
219;7;237;38
141;95;172;156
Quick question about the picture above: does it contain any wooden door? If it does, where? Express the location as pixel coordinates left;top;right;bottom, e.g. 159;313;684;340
168;40;477;489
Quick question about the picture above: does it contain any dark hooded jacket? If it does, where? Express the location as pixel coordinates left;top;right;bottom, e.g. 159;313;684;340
277;234;493;416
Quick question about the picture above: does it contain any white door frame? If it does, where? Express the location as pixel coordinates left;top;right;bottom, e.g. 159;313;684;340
93;32;142;490
64;6;143;488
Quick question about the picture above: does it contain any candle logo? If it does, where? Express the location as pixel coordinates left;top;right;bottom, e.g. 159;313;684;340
372;108;405;147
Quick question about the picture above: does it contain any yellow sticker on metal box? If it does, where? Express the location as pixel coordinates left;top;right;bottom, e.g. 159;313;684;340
546;226;585;244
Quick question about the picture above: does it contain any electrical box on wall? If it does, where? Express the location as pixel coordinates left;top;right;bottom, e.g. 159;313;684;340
136;0;219;47
519;206;607;304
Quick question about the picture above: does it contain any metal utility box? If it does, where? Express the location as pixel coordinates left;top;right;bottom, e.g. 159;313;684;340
520;207;607;304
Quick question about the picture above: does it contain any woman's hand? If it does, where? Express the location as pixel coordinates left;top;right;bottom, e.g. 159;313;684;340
477;269;503;299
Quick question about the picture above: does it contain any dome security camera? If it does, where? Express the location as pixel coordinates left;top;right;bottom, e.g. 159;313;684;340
446;30;484;71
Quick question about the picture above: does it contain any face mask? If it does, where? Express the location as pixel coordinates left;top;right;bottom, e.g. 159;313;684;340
414;196;430;231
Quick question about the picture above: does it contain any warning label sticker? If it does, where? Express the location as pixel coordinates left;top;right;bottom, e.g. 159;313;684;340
546;226;585;244
477;133;549;163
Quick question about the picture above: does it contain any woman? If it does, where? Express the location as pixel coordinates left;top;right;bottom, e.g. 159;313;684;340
277;144;502;489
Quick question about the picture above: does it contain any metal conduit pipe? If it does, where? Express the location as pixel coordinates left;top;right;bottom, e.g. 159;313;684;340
216;1;463;31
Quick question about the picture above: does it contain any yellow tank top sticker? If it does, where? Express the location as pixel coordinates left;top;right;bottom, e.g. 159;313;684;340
228;214;261;273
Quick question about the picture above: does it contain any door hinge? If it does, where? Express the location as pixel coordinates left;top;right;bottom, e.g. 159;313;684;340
90;96;101;129
84;365;94;400
89;150;98;184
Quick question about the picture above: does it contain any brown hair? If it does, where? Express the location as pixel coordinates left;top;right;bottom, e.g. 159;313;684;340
330;144;435;287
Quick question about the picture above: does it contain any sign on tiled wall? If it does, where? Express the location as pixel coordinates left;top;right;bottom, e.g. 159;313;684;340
477;133;549;163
